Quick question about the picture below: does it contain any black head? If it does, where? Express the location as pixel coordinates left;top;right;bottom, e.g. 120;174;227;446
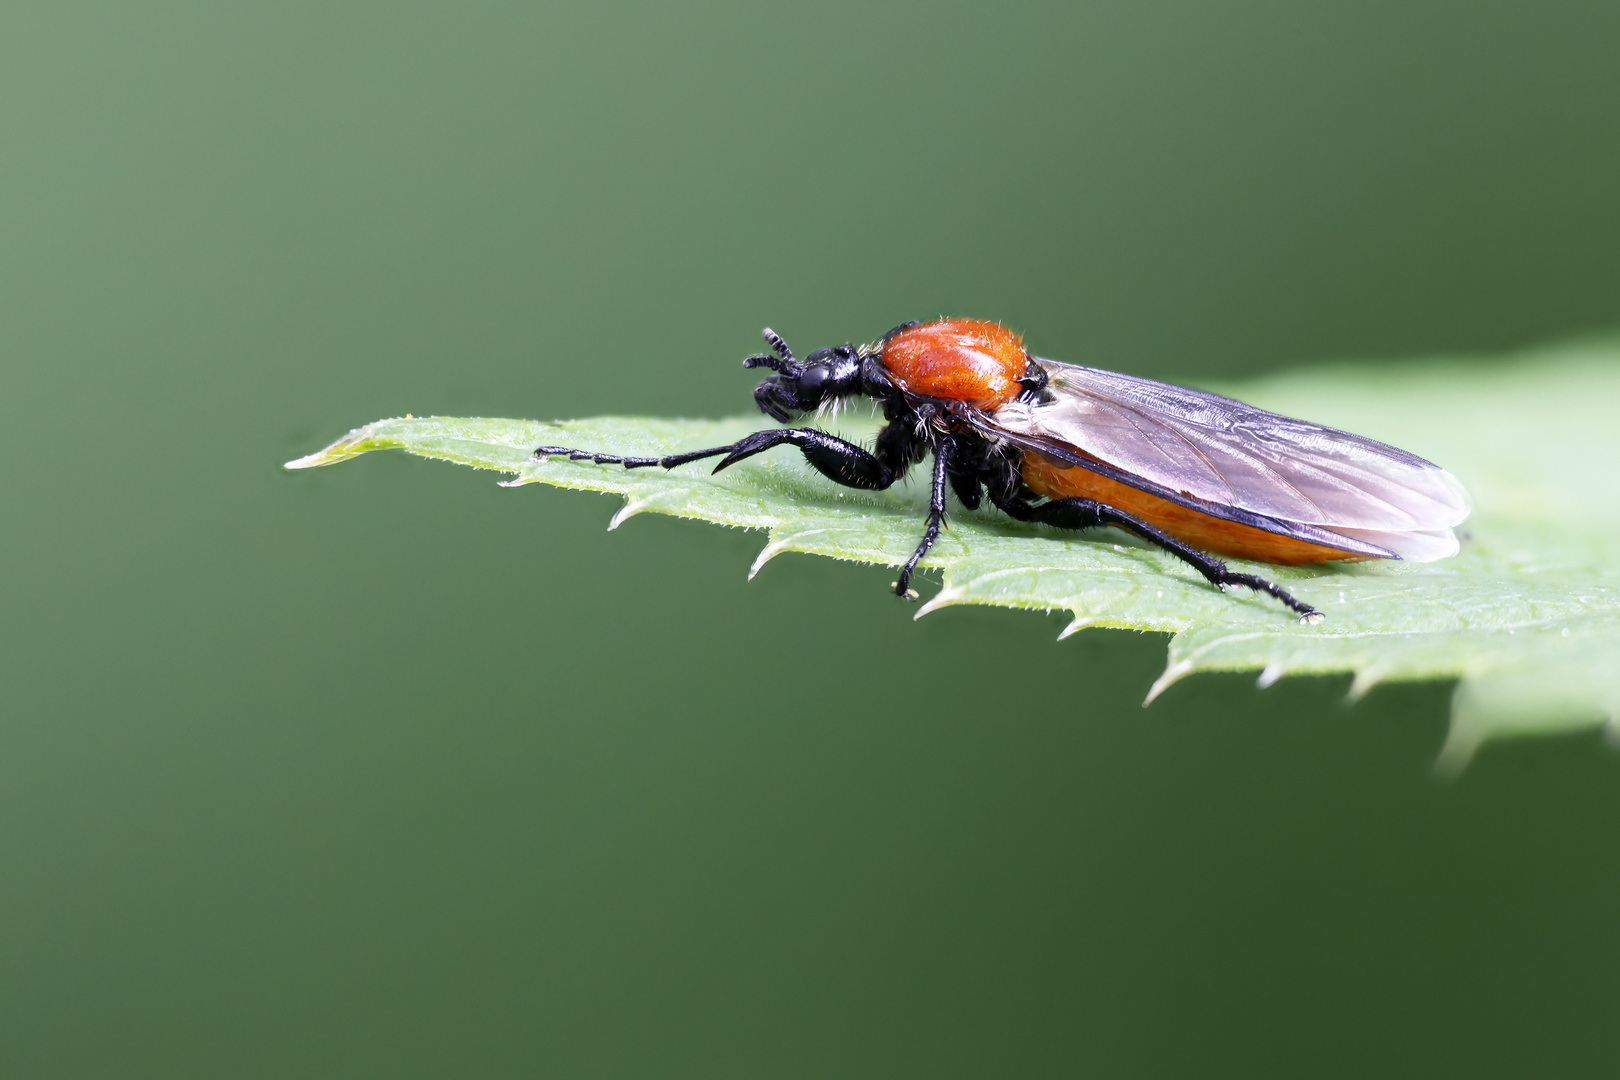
743;329;864;422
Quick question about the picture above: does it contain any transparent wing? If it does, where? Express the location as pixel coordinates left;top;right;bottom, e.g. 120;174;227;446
989;359;1472;561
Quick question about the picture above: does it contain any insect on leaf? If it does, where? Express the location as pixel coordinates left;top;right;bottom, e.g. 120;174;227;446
286;336;1620;771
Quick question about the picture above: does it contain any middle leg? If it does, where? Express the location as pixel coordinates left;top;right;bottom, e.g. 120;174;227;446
892;437;955;600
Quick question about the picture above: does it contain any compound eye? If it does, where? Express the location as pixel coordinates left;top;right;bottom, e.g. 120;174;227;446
796;364;831;400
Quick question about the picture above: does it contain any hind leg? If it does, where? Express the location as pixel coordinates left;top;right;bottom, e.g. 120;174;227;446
990;491;1323;623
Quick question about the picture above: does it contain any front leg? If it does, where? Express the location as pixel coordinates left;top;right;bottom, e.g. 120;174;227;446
536;426;908;491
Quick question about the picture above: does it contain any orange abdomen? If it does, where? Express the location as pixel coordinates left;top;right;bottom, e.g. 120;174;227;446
1021;453;1371;565
880;319;1028;409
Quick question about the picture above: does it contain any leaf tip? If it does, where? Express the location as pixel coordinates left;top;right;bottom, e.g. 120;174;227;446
498;459;544;487
608;498;651;531
1432;732;1479;780
283;419;407;470
1346;667;1386;703
283;442;362;470
914;588;961;619
1056;616;1094;640
1144;660;1195;706
748;538;791;580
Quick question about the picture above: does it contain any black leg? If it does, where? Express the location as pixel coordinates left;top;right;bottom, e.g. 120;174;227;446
991;491;1323;623
761;327;795;364
536;427;906;492
710;428;902;490
533;443;739;470
742;328;803;376
893;438;954;600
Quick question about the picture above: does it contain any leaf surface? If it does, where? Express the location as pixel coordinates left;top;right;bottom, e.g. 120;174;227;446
287;338;1620;769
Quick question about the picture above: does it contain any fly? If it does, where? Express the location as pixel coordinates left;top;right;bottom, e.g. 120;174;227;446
534;319;1472;623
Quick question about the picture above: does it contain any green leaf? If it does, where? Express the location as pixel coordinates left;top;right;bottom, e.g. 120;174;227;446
287;337;1620;771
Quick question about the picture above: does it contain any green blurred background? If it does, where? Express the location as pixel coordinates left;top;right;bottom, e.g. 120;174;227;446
3;1;1619;1075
